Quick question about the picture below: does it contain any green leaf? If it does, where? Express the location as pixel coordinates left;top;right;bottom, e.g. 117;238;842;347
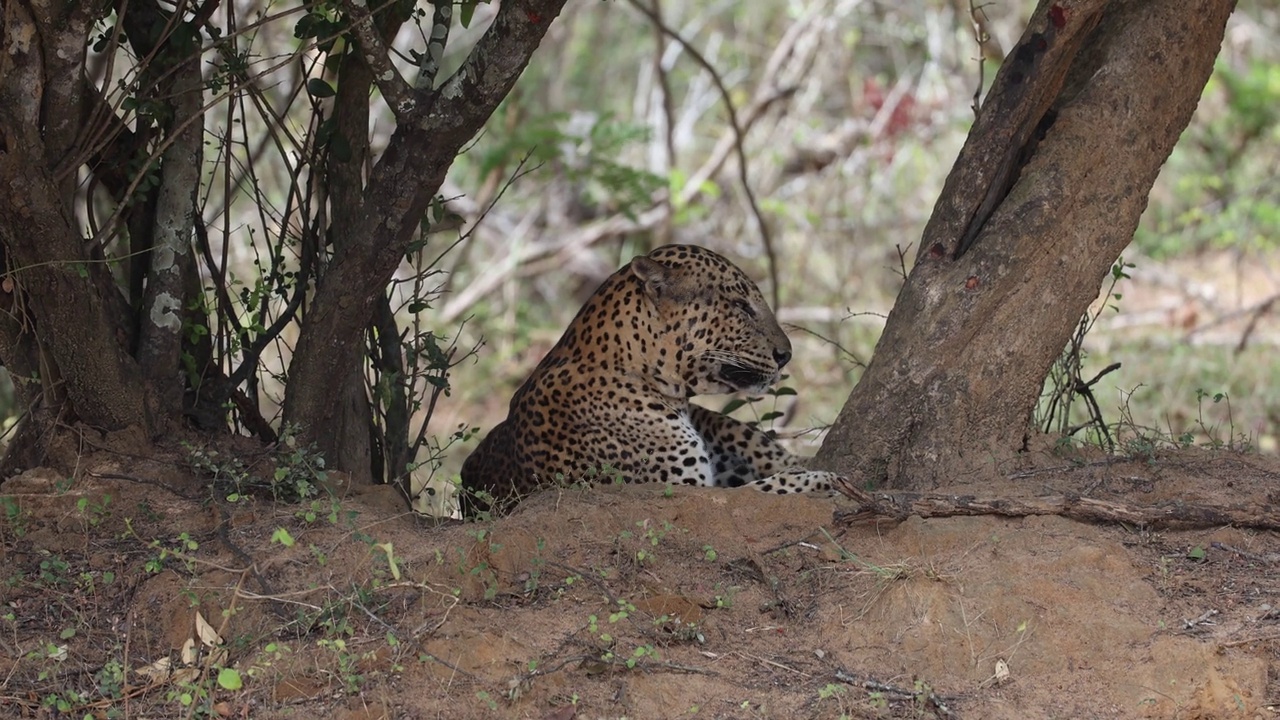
459;0;478;28
217;667;243;690
306;78;336;98
271;527;296;547
1187;545;1207;561
294;13;320;39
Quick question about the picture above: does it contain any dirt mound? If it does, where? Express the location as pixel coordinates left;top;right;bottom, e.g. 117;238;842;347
2;448;1279;718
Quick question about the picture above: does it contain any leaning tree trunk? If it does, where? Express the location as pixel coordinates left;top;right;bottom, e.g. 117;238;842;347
815;0;1235;489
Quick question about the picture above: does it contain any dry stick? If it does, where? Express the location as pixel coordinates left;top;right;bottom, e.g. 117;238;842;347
1182;608;1218;630
624;0;780;308
1210;541;1277;564
1234;293;1278;354
968;0;994;115
834;668;958;719
1183;291;1278;341
1065;361;1122;448
439;205;666;323
832;478;1280;531
544;561;670;646
675;15;814;208
184;569;249;720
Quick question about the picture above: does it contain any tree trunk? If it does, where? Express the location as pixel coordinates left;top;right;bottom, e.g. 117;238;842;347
0;1;149;436
283;0;569;473
307;8;412;486
0;108;148;433
815;0;1236;489
134;18;204;430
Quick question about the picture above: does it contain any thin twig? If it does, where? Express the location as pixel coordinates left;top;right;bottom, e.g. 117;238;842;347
624;0;780;307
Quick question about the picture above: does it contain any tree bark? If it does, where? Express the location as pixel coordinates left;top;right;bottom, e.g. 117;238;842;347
815;0;1236;489
306;6;413;486
283;0;569;473
0;113;148;432
0;0;147;433
134;14;205;430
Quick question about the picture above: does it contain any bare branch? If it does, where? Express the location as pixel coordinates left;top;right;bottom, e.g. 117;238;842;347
624;0;780;307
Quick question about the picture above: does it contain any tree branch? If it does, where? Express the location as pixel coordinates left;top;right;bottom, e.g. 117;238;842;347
417;0;453;90
833;478;1280;532
284;0;570;468
340;0;416;119
624;0;780;307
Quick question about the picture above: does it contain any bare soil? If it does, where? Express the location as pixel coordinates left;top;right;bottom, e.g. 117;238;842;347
2;436;1280;719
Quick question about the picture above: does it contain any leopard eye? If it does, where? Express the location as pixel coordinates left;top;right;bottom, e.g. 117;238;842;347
731;297;757;318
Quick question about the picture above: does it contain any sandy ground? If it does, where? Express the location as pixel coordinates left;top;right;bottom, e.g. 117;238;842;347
2;436;1279;719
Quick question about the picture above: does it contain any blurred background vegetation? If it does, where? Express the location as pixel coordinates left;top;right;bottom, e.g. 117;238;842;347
2;0;1276;499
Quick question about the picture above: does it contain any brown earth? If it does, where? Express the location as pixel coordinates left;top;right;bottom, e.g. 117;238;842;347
2;435;1279;719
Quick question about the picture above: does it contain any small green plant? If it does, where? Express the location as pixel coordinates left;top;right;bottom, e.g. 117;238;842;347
1;496;26;537
608;598;634;625
523;539;548;594
185;423;330;505
318;637;364;693
77;569;115;594
476;690;499;711
462;549;500;602
1109;384;1255;461
38;555;71;587
721;377;798;433
1192;388;1251;451
712;584;738;609
817;681;852;716
580;463;625;486
130;523;201;575
621;518;673;565
1037;257;1132;450
76;494;112;528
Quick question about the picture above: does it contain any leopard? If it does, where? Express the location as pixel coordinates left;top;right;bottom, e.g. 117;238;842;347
459;244;844;516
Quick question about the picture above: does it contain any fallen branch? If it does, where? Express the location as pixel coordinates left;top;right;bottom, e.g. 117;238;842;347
833;668;957;719
832;478;1280;531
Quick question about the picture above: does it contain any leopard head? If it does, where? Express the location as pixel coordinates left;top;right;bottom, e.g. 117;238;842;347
630;244;792;397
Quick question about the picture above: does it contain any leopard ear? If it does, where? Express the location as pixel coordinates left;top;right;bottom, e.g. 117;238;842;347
630;256;673;299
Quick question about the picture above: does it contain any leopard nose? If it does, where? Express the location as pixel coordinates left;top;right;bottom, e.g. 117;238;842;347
773;348;792;368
